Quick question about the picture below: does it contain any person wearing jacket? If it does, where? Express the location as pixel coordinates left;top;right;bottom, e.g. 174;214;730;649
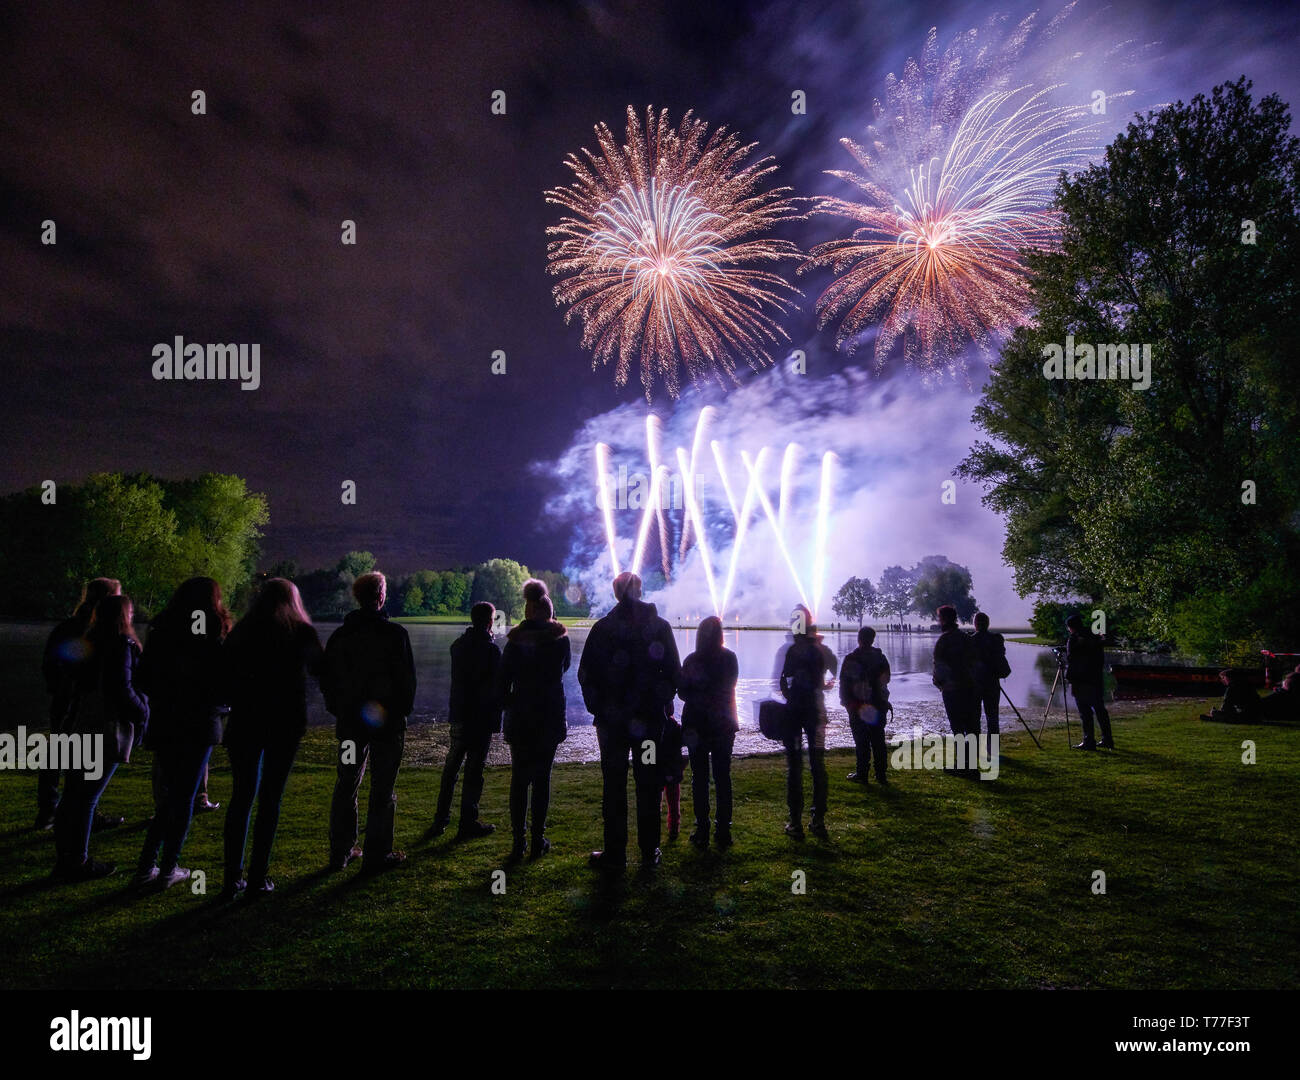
221;578;323;899
498;580;570;860
840;625;891;785
133;577;232;890
432;601;502;840
970;612;1009;744
324;571;416;875
679;616;739;847
933;604;979;748
36;576;121;831
779;605;837;839
578;572;681;872
52;593;148;881
1066;613;1114;750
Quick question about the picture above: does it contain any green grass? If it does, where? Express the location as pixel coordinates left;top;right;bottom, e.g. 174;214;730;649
2;701;1297;989
1008;635;1059;646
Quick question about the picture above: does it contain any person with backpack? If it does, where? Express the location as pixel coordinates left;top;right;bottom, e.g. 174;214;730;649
432;601;502;840
498;580;570;860
52;593;149;881
133;577;231;890
221;578;323;899
324;571;416;874
840;626;891;785
970;612;1011;750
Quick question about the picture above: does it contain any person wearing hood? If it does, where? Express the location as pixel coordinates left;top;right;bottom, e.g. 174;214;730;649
578;571;681;872
432;601;502;840
498;579;570;860
323;571;416;875
778;605;837;840
839;625;891;785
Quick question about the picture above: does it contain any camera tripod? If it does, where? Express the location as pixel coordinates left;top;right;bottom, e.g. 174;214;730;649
1040;651;1075;746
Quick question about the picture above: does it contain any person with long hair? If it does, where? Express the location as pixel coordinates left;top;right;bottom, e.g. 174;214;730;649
37;577;121;831
52;593;149;880
498;579;570;860
221;577;323;899
680;615;739;847
133;577;232;889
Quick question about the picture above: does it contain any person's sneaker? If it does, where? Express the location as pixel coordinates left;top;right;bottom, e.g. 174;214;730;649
1072;740;1098;751
427;821;449;839
588;850;626;872
360;851;407;875
34;811;56;831
158;866;191;889
689;828;708;848
193;797;220;813
329;846;364;871
218;878;247;901
529;837;550;859
847;772;868;783
810;821;829;840
92;811;125;832
243;876;275;900
131;866;160;889
456;820;496;840
715;827;733;848
641;848;661;870
785;822;805;840
1099;739;1116;750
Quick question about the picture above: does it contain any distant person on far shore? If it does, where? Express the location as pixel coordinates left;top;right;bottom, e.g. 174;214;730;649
324;571;416;875
1066;613;1114;750
840;626;891;785
970;612;1010;752
52;594;148;881
37;577;121;832
432;602;502;840
498;580;570;860
679;616;739;847
779;605;837;839
222;578;323;899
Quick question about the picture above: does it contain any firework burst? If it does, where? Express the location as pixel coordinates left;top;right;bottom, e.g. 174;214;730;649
802;14;1124;375
546;106;803;399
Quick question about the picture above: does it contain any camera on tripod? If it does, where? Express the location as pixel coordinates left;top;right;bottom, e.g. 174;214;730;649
1051;645;1068;667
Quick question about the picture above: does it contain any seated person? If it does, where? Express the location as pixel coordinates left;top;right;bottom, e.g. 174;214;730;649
1200;669;1261;723
1261;673;1299;723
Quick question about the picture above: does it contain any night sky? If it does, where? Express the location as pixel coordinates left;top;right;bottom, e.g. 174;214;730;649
4;0;1298;587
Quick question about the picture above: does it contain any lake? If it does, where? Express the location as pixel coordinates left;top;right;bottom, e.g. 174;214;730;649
1;620;1106;763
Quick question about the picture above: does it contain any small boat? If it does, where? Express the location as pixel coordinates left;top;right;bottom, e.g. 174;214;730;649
1109;663;1265;693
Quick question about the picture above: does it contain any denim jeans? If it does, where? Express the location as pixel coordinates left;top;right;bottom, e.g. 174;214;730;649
225;736;300;884
435;729;492;828
330;731;405;867
596;721;663;859
508;737;558;844
139;742;213;873
687;729;735;830
784;712;827;824
54;763;119;863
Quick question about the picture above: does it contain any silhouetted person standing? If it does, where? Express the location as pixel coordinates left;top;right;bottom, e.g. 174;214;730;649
52;594;148;881
433;602;502;840
222;578;322;899
499;579;570;860
134;577;231;889
37;577;121;831
970;611;1009;746
840;625;890;785
1066;613;1114;750
679;615;739;847
780;605;837;839
324;571;416;874
933;604;978;749
579;572;681;872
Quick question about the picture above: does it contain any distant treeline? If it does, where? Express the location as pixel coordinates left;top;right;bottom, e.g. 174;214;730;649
0;473;587;623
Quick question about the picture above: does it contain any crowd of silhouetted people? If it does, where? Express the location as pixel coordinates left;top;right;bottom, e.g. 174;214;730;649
34;568;1297;887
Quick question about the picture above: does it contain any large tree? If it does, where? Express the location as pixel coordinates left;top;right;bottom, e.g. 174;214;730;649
875;565;916;624
469;558;531;619
910;555;978;623
831;575;876;625
958;79;1300;660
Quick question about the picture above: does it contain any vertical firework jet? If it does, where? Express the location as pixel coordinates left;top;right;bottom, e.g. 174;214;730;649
546;106;804;400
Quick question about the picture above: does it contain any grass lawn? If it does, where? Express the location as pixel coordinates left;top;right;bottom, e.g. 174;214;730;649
1;701;1296;989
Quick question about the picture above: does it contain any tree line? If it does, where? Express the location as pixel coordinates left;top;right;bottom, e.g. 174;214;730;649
831;555;978;627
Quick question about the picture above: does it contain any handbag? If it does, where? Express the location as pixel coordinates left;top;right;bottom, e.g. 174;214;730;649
758;699;791;741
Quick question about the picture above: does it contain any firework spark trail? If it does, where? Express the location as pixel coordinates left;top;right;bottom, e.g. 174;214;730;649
676;446;719;614
741;449;811;612
547;106;804;399
594;442;620;576
678;407;715;561
812;452;836;618
801;16;1119;376
778;442;799;539
720;446;767;616
710;439;740;522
